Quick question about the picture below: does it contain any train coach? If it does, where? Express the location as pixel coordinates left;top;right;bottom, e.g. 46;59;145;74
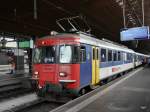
134;52;149;66
32;31;148;97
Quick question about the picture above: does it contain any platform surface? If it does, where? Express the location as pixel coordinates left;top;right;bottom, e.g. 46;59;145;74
51;66;150;112
79;67;150;112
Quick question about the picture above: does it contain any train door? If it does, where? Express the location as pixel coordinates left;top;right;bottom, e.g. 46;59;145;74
92;47;100;85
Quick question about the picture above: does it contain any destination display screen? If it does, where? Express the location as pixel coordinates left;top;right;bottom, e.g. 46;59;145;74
120;26;149;41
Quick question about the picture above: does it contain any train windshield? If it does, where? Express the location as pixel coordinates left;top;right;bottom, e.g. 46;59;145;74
59;45;80;63
34;46;56;64
59;45;72;63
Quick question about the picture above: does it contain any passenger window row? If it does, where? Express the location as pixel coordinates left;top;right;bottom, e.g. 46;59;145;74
78;46;134;63
100;48;133;62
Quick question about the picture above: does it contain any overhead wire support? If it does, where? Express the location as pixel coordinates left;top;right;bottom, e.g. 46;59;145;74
34;0;37;20
142;0;145;26
126;0;143;26
123;0;127;28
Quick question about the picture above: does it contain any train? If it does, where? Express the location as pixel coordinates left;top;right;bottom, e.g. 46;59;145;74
32;31;149;98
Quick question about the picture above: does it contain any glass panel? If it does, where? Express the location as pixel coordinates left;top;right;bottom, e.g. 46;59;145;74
33;48;42;63
93;48;95;60
33;46;56;64
59;45;72;63
101;49;106;62
96;49;99;60
108;50;112;61
80;46;86;62
113;51;117;61
73;46;79;63
118;51;121;61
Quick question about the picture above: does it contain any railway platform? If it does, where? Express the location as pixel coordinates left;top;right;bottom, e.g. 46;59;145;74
0;67;32;93
51;66;150;112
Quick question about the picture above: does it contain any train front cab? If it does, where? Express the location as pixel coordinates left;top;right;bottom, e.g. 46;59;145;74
33;38;101;97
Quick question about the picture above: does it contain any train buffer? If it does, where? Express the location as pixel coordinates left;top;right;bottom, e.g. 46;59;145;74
51;66;150;112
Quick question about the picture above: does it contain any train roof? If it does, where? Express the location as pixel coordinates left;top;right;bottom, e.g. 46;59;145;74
77;32;135;53
135;52;150;57
39;31;150;56
39;32;134;53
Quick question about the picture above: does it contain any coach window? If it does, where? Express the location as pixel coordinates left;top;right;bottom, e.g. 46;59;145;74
120;52;122;61
127;53;131;61
80;46;86;62
124;53;127;61
108;50;112;61
137;55;139;61
101;48;107;62
113;51;117;61
118;51;121;61
130;53;133;61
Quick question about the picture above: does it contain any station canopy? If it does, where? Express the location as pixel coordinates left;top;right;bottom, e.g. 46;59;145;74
0;0;150;54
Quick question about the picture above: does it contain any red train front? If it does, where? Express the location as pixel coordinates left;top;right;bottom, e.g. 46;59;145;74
33;34;81;97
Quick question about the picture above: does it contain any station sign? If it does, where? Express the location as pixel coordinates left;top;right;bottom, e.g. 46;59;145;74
18;39;33;48
19;41;30;48
120;26;149;41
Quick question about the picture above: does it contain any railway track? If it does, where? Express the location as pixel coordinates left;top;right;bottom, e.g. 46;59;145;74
0;92;64;112
0;88;32;102
14;101;63;112
0;74;32;95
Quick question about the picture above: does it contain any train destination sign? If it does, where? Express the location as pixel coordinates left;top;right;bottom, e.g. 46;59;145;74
120;26;149;41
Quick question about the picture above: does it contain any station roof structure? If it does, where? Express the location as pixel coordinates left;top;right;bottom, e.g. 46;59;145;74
0;0;150;53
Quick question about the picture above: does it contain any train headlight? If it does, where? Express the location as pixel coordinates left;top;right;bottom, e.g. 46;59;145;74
33;71;39;79
34;71;39;75
59;72;67;77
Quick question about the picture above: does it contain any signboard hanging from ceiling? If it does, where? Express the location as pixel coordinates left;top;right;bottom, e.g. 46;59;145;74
120;26;149;41
18;39;33;48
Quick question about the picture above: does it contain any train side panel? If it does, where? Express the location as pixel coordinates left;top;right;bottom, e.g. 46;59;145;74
100;63;133;80
99;51;134;80
80;44;92;88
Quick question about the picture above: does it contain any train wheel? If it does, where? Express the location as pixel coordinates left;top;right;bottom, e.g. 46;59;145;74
106;77;113;83
79;88;86;96
120;72;124;76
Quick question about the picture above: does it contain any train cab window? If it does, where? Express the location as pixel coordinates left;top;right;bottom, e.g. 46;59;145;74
101;48;107;62
34;46;56;64
113;51;117;61
73;46;80;63
59;45;72;63
118;51;121;61
80;46;86;62
108;50;112;61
